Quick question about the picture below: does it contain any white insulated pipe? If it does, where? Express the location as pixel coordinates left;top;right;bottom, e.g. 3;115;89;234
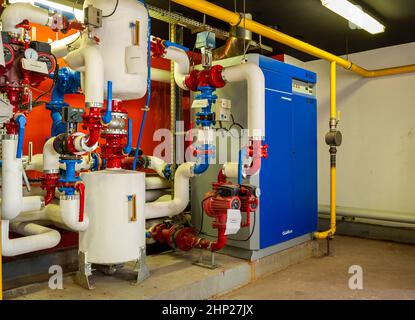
163;46;190;90
64;44;104;105
1;138;43;221
46;199;89;232
42;137;59;173
145;162;194;219
51;32;82;59
222;63;266;140
1;220;60;257
145;156;169;179
151;68;170;83
0;3;50;34
145;176;171;190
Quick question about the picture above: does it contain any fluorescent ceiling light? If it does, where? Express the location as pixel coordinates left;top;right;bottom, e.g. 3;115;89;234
7;0;84;20
321;0;385;34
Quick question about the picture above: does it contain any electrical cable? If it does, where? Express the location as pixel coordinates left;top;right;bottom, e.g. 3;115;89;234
102;0;119;18
132;0;152;170
31;54;59;106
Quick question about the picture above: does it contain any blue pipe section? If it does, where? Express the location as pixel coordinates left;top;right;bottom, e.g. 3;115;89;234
16;115;27;159
195;86;217;128
46;68;81;137
58;158;82;196
123;118;133;155
193;144;215;175
163;40;189;52
238;149;246;185
133;0;152;171
102;81;113;125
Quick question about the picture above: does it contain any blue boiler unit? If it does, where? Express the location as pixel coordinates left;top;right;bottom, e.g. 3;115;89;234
191;54;318;260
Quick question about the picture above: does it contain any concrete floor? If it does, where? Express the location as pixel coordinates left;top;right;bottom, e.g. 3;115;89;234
217;236;415;300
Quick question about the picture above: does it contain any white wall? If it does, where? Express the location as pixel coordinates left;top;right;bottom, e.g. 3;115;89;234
305;42;415;214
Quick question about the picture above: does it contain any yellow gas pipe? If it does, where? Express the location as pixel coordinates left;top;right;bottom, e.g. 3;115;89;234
314;62;338;239
171;0;415;78
171;0;415;240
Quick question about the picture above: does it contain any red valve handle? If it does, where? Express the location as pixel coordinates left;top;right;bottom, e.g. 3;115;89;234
75;182;85;223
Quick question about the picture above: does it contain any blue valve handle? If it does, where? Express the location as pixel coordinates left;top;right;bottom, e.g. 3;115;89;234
102;81;113;125
123;118;133;155
16;115;27;159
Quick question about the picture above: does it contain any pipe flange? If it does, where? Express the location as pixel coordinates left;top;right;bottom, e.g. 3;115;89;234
60;194;80;201
86;102;104;109
44;169;60;174
2;134;18;140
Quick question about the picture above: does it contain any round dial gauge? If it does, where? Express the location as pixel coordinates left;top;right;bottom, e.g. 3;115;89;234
24;48;39;60
38;53;56;74
3;45;14;65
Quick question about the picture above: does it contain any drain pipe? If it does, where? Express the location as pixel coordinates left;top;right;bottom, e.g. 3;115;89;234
314;62;342;240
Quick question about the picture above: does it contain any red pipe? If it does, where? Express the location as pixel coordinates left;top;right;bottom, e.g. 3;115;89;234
75;182;85;223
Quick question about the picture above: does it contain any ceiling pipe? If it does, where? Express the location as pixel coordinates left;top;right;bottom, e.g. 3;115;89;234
171;0;415;78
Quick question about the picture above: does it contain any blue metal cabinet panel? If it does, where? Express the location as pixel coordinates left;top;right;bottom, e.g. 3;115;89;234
291;95;318;239
259;70;295;248
258;58;318;249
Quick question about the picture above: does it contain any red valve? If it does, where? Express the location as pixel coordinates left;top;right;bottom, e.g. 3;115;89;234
75;182;85;223
184;65;226;92
150;37;165;58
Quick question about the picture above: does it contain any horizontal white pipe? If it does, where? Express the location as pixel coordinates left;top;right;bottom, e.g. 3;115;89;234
51;32;82;59
64;44;104;105
145;162;194;219
151;68;170;83
319;205;415;225
2;220;61;257
163;46;190;90
1;138;43;221
146;190;169;202
1;3;50;34
222;63;265;140
145;156;169;179
25;153;92;173
145;176;171;190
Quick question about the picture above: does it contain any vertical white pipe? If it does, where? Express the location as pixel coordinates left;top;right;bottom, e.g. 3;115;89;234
222;63;266;140
163;46;190;90
145;162;194;219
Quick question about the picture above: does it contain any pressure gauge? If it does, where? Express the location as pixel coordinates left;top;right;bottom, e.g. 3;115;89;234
24;48;39;60
3;44;14;66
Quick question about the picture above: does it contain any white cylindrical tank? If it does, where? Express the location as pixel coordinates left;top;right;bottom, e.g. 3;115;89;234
82;0;149;100
79;170;146;265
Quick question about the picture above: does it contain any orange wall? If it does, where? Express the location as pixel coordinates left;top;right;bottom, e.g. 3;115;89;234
25;24;176;156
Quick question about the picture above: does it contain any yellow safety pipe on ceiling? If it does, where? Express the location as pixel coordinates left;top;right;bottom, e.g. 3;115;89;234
171;0;415;78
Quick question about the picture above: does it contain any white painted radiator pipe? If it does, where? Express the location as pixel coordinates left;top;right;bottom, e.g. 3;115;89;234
163;46;190;90
145;162;194;219
145;156;169;179
64;44;104;105
1;2;50;34
222;63;266;140
1;220;61;257
1;138;43;221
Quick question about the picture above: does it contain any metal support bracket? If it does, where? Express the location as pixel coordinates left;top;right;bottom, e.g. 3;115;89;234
193;250;220;270
133;246;150;284
75;251;95;290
